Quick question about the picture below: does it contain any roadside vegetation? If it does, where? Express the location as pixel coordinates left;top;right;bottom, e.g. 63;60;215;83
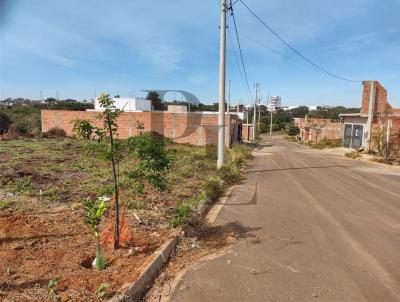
300;138;343;149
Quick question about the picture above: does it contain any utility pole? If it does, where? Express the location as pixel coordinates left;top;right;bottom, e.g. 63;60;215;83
227;80;231;146
253;83;258;141
217;0;227;169
258;95;261;135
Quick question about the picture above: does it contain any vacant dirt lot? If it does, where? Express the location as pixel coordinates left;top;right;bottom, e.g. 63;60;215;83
0;138;244;301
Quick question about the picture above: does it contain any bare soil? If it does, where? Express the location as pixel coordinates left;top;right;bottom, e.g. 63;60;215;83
0;200;170;301
0;138;249;301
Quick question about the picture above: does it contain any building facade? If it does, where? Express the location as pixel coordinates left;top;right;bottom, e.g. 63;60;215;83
341;81;400;154
294;81;400;157
267;96;282;112
94;97;152;112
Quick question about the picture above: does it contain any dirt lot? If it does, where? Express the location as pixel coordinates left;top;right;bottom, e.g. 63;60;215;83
0;138;248;301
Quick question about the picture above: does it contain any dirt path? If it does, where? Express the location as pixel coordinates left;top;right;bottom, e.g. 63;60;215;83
165;137;400;302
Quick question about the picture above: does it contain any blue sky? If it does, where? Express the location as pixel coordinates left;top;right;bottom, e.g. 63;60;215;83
1;0;399;107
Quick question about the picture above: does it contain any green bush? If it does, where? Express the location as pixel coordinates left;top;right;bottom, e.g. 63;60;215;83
311;138;343;149
218;163;243;185
72;119;95;139
0;105;41;136
286;125;300;136
226;144;252;165
0;111;11;135
126;133;171;191
170;200;193;227
201;176;222;202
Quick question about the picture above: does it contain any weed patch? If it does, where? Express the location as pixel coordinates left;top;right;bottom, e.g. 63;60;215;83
345;151;361;159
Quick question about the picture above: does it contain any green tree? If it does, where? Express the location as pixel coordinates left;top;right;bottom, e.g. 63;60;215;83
97;93;123;249
146;91;165;111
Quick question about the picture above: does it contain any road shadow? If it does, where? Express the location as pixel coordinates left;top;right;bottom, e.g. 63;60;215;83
223;221;262;240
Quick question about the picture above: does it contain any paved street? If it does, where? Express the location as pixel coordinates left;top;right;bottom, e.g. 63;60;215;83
169;137;400;302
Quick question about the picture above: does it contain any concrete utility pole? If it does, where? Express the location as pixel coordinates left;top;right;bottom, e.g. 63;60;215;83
217;0;227;169
227;80;231;146
253;83;259;141
258;89;261;135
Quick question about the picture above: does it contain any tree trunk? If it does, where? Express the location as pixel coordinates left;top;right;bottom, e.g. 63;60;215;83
107;116;120;249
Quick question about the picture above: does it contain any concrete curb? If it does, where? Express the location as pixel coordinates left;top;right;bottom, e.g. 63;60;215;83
120;235;179;302
118;185;235;301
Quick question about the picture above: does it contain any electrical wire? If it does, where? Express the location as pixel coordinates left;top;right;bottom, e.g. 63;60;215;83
229;1;254;100
227;24;247;94
241;32;335;74
238;0;361;83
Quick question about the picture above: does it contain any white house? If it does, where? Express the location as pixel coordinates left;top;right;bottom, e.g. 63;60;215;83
94;97;152;112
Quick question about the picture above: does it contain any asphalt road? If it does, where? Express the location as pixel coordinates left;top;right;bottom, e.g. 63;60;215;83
169;137;400;302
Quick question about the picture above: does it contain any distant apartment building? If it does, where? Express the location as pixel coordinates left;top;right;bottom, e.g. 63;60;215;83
267;96;281;112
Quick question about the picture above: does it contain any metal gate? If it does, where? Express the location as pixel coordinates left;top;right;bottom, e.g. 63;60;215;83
343;124;363;149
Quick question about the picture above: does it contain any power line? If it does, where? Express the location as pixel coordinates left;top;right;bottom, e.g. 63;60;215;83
241;33;298;63
228;0;240;9
241;32;335;74
229;1;254;100
227;25;246;93
238;0;361;83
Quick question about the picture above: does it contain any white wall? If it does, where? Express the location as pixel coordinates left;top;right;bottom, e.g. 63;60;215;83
94;98;151;112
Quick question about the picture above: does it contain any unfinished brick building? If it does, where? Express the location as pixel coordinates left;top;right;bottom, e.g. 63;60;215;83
295;81;400;158
295;117;344;142
341;81;400;156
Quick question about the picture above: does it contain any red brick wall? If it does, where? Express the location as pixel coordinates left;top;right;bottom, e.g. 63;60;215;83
371;117;400;157
242;124;253;141
41;110;238;146
295;118;344;142
361;81;390;116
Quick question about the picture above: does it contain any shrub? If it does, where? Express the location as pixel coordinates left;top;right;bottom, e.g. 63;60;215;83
82;197;108;270
284;136;297;142
43;127;67;138
218;163;243;185
286;125;300;136
0;105;41;136
201;177;222;202
72;119;95;139
170;200;193;227
0;111;12;135
306;138;343;149
126;133;171;191
345;151;361;159
227;144;252;165
6;123;27;139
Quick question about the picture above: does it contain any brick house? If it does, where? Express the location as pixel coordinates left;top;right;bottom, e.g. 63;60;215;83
294;117;344;142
